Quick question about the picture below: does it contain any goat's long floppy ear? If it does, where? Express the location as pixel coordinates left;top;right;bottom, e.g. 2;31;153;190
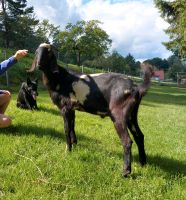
50;54;59;73
48;47;59;73
27;56;37;73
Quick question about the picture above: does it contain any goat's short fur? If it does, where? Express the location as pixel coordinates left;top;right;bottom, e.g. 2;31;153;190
28;43;153;177
17;78;38;110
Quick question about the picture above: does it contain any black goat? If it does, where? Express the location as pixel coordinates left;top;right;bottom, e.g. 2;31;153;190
28;43;153;177
17;78;38;110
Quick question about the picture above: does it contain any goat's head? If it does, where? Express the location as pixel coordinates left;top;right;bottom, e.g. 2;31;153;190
28;43;59;73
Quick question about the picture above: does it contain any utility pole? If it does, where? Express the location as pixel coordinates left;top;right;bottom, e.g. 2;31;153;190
3;49;9;87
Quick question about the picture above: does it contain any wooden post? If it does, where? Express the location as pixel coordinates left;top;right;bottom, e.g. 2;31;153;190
81;65;84;73
3;50;9;87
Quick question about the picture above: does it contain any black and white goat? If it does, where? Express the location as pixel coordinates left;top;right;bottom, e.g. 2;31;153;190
28;43;153;177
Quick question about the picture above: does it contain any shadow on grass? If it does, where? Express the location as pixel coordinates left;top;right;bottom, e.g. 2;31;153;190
1;122;185;177
38;105;60;116
133;154;186;176
0;124;99;145
82;143;186;177
0;124;65;140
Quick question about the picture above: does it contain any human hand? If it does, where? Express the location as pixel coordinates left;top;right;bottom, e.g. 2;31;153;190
14;49;28;60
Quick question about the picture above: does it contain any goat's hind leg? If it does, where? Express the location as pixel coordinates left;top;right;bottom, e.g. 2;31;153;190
62;110;77;151
111;110;133;177
127;104;146;166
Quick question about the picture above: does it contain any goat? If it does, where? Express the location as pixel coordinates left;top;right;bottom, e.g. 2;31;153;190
17;78;38;110
28;43;153;177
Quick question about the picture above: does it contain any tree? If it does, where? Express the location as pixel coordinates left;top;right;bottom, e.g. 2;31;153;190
154;0;186;58
125;54;140;75
12;14;39;49
36;19;60;44
107;51;127;73
57;20;112;66
167;55;185;80
83;51;127;73
145;57;169;70
0;0;35;48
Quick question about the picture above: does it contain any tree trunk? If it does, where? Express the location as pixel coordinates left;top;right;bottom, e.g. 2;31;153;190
1;0;9;48
76;50;81;66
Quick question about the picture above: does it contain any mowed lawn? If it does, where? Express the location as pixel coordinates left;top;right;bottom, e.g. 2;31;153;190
0;84;186;200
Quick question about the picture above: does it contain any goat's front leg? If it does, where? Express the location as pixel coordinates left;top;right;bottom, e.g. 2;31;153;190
62;110;76;151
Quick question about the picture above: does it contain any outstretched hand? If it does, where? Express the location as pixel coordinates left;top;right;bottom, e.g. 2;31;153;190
14;49;28;60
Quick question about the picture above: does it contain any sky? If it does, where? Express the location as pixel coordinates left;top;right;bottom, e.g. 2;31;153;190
28;0;172;61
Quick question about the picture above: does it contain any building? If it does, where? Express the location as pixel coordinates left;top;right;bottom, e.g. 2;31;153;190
153;70;165;81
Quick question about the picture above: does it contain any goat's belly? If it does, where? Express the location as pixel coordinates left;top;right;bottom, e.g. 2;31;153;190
74;103;109;118
76;108;109;118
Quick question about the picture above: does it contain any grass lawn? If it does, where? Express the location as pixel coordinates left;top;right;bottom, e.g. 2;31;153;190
0;84;186;199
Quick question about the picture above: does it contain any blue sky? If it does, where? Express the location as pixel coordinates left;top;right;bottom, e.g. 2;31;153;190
28;0;172;61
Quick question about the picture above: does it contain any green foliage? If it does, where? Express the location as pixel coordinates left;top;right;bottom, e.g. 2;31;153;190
0;85;185;199
36;20;60;45
57;20;112;66
0;48;41;85
145;57;169;70
166;55;186;81
107;51;127;73
83;51;140;75
125;53;140;75
154;0;186;58
0;0;37;48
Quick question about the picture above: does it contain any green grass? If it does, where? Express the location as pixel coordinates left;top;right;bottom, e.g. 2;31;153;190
0;85;186;199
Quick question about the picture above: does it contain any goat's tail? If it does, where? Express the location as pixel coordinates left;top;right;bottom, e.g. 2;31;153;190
138;62;153;96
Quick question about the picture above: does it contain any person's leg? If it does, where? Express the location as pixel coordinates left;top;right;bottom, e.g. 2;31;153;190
0;90;11;114
0;90;12;128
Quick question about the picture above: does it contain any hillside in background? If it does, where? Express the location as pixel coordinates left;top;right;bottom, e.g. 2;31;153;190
0;48;38;87
0;48;104;91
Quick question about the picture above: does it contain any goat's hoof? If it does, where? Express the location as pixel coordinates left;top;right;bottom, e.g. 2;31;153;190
65;145;72;153
71;139;77;145
139;159;147;166
123;170;131;177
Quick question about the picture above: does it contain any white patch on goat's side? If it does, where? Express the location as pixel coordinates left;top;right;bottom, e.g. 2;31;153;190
39;43;51;48
80;73;104;79
71;81;90;104
70;93;77;102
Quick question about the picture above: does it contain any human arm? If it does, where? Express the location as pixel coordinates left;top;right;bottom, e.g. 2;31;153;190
0;49;28;75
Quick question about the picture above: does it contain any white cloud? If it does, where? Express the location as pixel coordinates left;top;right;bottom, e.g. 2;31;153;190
28;0;172;60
